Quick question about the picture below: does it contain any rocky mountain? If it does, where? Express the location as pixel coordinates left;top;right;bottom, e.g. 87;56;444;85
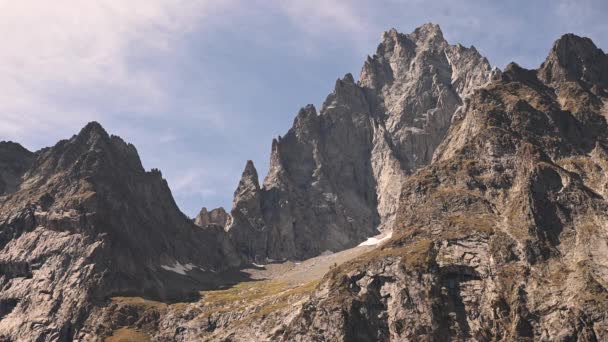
2;22;608;342
0;123;241;341
280;33;608;341
227;24;496;261
77;29;608;342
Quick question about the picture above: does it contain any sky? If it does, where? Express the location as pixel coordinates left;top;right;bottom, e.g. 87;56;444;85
1;0;607;217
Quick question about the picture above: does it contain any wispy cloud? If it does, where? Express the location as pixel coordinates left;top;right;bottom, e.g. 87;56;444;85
0;0;237;143
279;0;368;36
273;0;378;56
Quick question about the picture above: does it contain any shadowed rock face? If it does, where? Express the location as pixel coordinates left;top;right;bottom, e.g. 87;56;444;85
281;33;608;341
0;142;34;196
228;24;495;261
538;33;608;88
0;123;241;341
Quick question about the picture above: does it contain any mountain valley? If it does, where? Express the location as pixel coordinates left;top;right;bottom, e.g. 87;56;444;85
1;23;608;341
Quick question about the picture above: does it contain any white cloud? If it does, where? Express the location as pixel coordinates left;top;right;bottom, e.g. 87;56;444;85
276;0;376;55
171;168;207;194
158;132;178;143
169;167;224;197
279;0;368;36
0;0;236;143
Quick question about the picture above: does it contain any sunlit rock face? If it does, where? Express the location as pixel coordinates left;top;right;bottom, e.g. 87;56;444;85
281;33;608;342
228;23;495;261
194;207;230;228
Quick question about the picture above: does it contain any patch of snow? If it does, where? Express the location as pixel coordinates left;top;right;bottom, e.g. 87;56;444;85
252;263;265;268
403;127;424;134
323;192;338;203
358;232;393;246
320;250;334;256
160;262;198;275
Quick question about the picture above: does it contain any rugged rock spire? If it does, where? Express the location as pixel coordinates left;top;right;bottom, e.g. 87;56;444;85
234;160;261;198
227;160;268;261
227;23;496;260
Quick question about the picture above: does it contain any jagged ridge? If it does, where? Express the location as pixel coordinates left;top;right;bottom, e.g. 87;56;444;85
281;32;608;341
0;122;241;340
227;23;496;261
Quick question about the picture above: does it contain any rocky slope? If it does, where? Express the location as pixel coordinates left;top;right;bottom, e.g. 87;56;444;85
228;24;496;261
280;33;608;341
0;123;241;341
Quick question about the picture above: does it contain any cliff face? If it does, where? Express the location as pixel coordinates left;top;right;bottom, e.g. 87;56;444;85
0;123;241;341
281;34;608;341
228;24;495;261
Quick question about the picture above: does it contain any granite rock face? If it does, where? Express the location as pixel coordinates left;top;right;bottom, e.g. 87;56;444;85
228;24;495;261
281;33;608;341
194;207;230;228
0;123;241;341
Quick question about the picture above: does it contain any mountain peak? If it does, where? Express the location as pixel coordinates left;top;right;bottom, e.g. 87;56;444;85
235;160;260;196
244;159;257;176
381;27;400;41
297;104;317;119
25;120;145;186
342;73;355;84
0;141;31;155
539;33;608;86
415;22;443;36
409;22;445;45
501;62;540;84
380;23;444;46
77;121;110;141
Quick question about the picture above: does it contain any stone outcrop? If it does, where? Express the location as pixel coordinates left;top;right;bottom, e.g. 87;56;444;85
194;207;229;228
228;23;495;261
281;33;608;341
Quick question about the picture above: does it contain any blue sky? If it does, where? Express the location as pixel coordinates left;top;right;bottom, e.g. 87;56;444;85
1;0;607;217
